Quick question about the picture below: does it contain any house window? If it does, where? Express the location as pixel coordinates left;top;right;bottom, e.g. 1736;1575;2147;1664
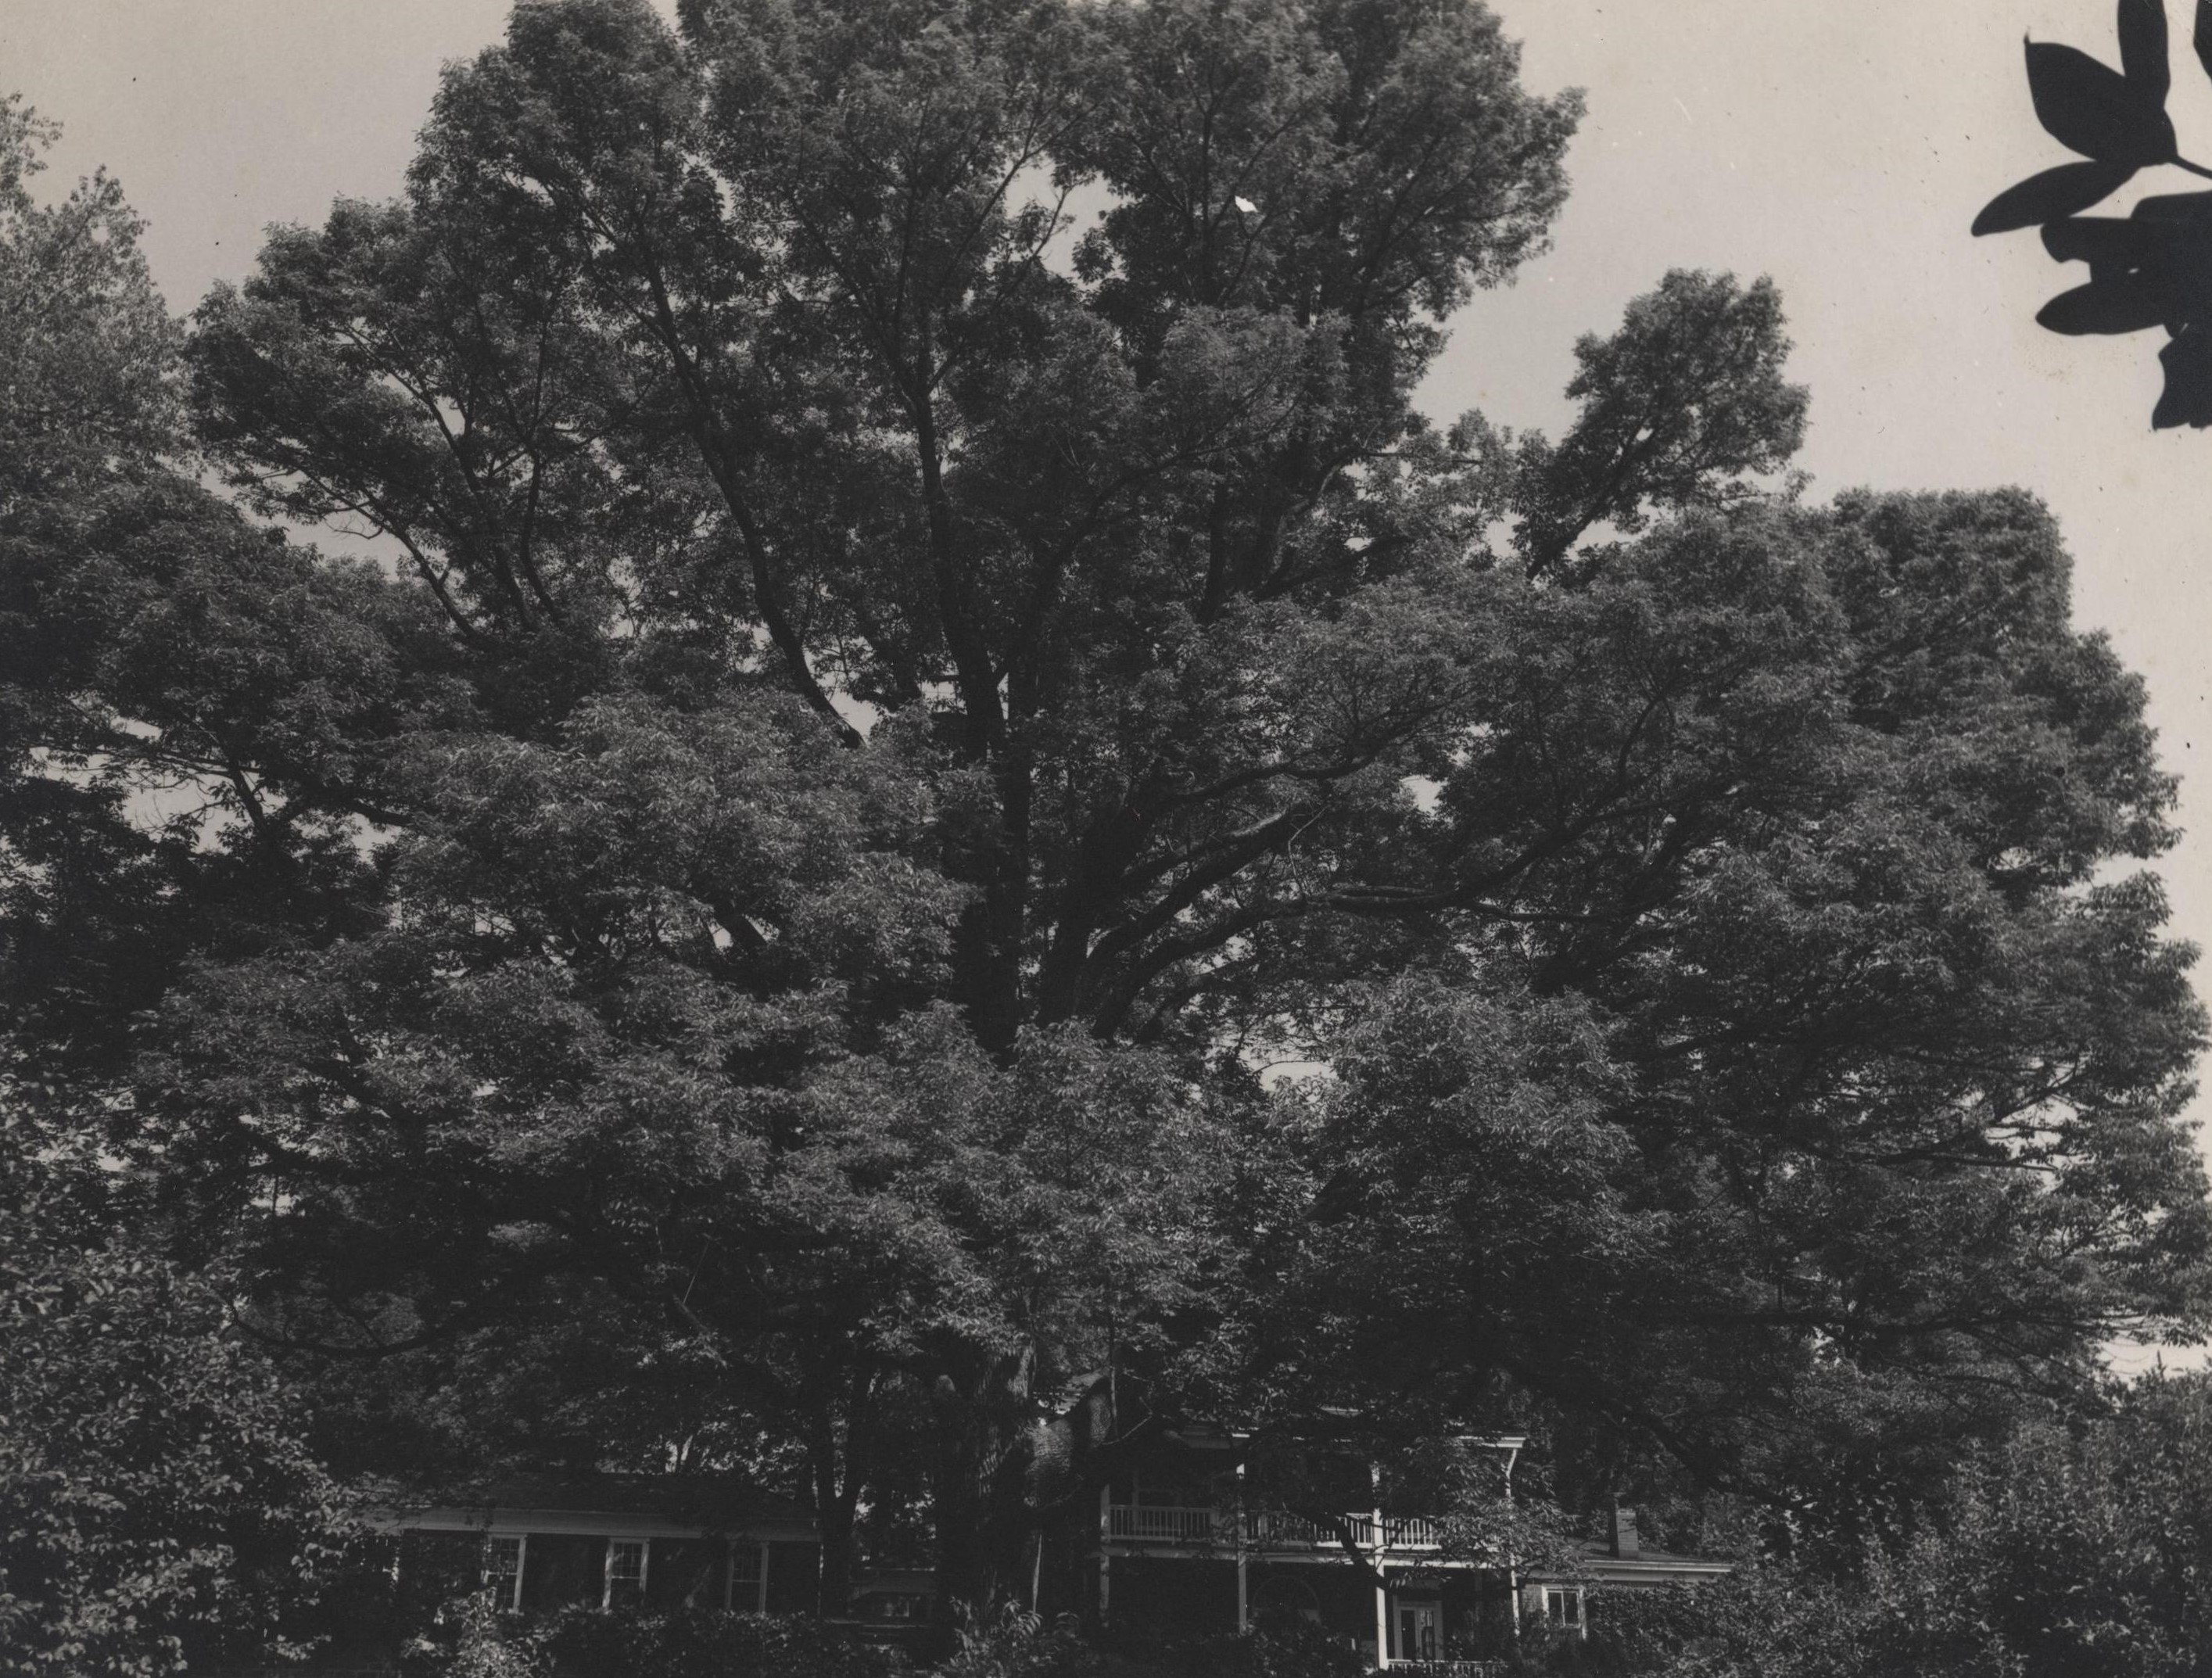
729;1541;766;1613
1543;1586;1585;1635
485;1536;524;1611
604;1540;647;1608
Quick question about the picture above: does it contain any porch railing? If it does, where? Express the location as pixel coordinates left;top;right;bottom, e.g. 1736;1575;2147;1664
1106;1506;1444;1552
1106;1504;1228;1544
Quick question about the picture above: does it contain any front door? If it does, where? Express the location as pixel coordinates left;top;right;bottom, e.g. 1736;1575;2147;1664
1395;1598;1439;1663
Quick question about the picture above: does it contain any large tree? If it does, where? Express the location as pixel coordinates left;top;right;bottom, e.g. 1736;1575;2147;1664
0;88;470;1077
6;0;2197;1620
0;91;415;1675
1195;489;2208;1529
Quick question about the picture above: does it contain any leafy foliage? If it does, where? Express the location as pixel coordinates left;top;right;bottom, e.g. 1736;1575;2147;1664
1974;0;2212;427
1622;1373;2212;1678
0;95;177;481
407;1601;896;1678
1181;489;2208;1521
0;99;364;1678
936;1604;1104;1678
1165;1618;1370;1678
1508;271;1806;576
0;94;471;1076
0;1097;347;1678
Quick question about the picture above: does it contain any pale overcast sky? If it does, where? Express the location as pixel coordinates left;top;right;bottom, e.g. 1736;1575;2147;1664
5;2;2208;1367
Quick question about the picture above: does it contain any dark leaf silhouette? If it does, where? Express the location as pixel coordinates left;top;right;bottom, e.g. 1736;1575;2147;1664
2121;0;2171;98
2036;278;2169;334
2005;143;2212;425
2044;198;2212;316
2124;196;2212;305
2026;39;2178;163
1975;160;2136;235
2196;0;2212;86
2131;188;2212;223
2155;321;2212;425
2042;214;2155;265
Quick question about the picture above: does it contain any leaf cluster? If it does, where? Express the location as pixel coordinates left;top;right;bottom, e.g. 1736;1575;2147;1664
1974;0;2212;427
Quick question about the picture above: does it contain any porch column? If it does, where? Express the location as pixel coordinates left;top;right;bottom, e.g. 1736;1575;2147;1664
1503;1443;1522;1646
1234;1461;1248;1633
1370;1461;1388;1669
1097;1483;1112;1622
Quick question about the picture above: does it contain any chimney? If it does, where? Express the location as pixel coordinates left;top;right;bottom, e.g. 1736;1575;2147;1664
1610;1502;1640;1559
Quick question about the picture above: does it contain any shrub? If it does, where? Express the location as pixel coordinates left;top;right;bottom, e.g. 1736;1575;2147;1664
934;1605;1104;1678
406;1602;903;1678
530;1605;897;1678
1170;1619;1371;1678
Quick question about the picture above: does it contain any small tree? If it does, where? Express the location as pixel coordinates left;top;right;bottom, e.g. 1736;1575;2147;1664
0;1098;349;1677
1607;1375;2212;1678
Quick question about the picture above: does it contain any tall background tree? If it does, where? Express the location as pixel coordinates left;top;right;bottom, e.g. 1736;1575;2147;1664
0;95;360;1676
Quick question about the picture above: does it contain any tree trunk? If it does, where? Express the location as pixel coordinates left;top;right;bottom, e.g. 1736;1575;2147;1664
802;1358;876;1618
816;1472;859;1619
929;1351;1038;1618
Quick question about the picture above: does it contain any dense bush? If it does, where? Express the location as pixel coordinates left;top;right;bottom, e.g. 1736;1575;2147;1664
1169;1618;1371;1678
1545;1377;2212;1678
934;1606;1103;1678
0;1109;351;1678
411;1601;1375;1678
410;1602;902;1678
1554;1584;1736;1675
537;1604;899;1678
